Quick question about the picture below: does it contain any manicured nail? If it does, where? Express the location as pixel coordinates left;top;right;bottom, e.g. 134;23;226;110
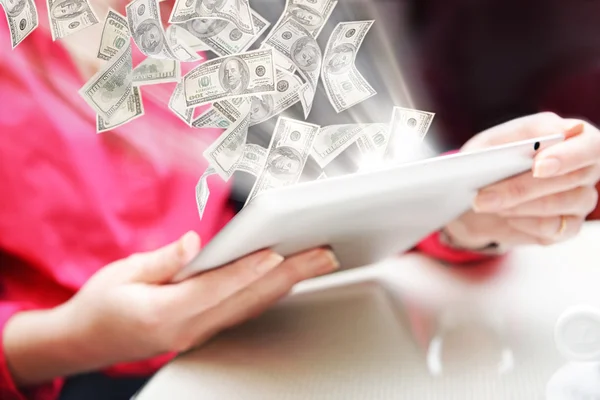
564;122;585;139
254;252;284;274
473;191;503;212
533;157;561;178
308;249;340;274
180;231;200;263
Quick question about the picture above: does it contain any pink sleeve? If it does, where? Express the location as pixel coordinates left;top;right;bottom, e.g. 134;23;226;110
0;303;63;400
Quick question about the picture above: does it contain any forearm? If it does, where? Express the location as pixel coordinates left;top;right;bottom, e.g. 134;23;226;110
3;304;102;387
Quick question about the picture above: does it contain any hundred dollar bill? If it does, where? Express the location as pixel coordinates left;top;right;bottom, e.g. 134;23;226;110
311;124;371;168
203;111;250;180
248;68;303;126
384;106;435;161
47;0;99;40
126;0;179;59
195;166;216;220
246;117;320;205
96;86;144;133
269;0;337;40
297;83;313;119
97;8;129;61
165;24;203;62
132;57;181;85
178;8;269;57
1;0;38;48
236;144;267;176
79;42;133;120
183;47;276;108
192;96;250;129
322;21;377;113
168;82;194;126
169;0;254;35
263;18;321;116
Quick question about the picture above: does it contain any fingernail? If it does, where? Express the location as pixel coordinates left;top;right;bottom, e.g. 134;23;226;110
564;122;585;138
180;231;200;264
254;252;284;274
474;191;503;212
307;249;340;274
533;157;561;178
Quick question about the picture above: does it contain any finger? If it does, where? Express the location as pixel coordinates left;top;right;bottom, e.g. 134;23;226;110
506;216;583;243
474;166;600;213
497;186;599;218
129;231;201;284
533;122;600;178
163;249;284;313
463;112;564;150
192;248;340;345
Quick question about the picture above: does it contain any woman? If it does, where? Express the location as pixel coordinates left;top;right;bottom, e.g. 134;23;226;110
0;1;599;400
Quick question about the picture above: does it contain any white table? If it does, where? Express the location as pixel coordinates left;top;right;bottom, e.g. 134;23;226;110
136;222;600;400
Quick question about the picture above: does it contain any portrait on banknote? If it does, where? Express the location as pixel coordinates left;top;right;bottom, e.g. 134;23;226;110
219;56;250;95
267;147;303;178
249;95;274;124
133;19;165;55
290;36;321;72
195;0;225;14
325;43;356;75
50;0;90;20
3;0;27;16
289;4;324;29
185;18;228;38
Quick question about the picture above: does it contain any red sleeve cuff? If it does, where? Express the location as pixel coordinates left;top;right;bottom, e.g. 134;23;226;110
0;303;63;400
415;231;497;265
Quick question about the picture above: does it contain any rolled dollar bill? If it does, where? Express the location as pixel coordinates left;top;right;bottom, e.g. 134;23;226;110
79;42;133;120
183;47;276;108
192;96;250;129
168;82;194;126
311;124;371;169
322;21;377;113
236;144;267;176
268;0;338;40
202;109;250;180
263;18;321;118
47;0;99;40
195;166;216;220
177;8;269;57
1;0;38;48
169;0;254;35
126;0;179;59
245;116;320;205
132;58;181;85
97;8;130;61
96;86;144;133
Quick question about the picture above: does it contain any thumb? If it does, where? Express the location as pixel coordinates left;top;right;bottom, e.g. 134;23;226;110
131;231;201;284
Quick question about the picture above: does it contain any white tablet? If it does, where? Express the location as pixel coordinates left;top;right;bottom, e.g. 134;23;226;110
175;134;564;281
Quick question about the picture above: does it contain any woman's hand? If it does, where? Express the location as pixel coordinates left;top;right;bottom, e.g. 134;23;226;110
443;112;600;251
4;232;339;386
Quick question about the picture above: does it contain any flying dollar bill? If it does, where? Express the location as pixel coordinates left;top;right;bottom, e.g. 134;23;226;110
1;0;38;48
247;69;304;126
183;47;276;108
177;8;269;57
127;0;179;59
165;24;203;62
203;111;250;180
195;166;216;220
97;8;130;61
236;144;267;176
263;18;321;118
322;21;377;113
79;42;133;120
168;82;194;126
311;124;372;168
192;96;250;129
268;0;337;40
132;58;181;85
47;0;99;40
169;0;254;35
245;117;320;205
96;86;144;133
355;123;390;163
384;106;435;161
